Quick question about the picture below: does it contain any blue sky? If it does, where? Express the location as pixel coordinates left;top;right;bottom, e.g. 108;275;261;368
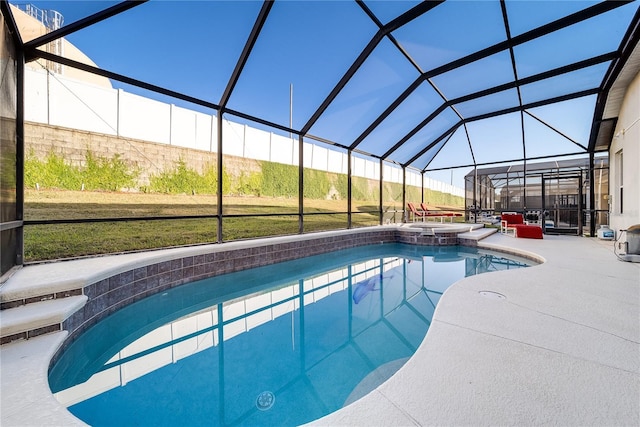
12;0;639;187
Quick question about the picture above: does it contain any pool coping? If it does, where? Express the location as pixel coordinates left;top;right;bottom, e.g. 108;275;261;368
1;227;638;425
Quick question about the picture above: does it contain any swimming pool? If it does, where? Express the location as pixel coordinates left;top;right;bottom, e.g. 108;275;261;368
49;243;531;426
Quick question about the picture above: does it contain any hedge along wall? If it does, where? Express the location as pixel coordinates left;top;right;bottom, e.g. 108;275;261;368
23;121;259;190
23;122;384;201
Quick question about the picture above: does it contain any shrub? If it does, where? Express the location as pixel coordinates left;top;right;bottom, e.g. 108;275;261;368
149;159;221;195
334;173;348;199
423;188;464;207
303;168;331;199
355;176;379;202
23;150;137;191
82;152;137;191
260;162;298;197
383;181;403;209
232;171;262;196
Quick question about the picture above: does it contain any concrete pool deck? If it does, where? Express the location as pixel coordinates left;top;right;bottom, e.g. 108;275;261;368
313;233;640;426
1;230;639;426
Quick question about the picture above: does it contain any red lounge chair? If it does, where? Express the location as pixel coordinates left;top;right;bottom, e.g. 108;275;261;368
407;202;427;222
501;213;543;239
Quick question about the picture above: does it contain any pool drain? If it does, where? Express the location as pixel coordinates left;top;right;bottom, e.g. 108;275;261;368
256;391;275;411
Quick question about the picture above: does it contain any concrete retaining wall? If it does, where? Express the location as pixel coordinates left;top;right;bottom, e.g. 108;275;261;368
24;122;260;187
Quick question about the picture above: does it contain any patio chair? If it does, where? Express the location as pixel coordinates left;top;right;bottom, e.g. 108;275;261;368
501;213;543;239
407;202;427;222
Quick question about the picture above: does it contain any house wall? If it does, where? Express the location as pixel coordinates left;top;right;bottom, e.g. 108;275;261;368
609;70;640;235
10;5;112;89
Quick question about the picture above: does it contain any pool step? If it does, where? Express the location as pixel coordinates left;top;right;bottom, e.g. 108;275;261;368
457;227;498;241
0;266;88;345
0;296;87;345
0;262;88;310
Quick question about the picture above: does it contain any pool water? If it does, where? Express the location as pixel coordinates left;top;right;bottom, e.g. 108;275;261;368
49;244;530;426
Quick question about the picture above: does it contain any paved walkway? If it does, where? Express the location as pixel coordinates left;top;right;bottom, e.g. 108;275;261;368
1;232;639;426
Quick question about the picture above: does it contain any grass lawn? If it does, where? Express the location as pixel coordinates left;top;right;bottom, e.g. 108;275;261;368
24;190;382;262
